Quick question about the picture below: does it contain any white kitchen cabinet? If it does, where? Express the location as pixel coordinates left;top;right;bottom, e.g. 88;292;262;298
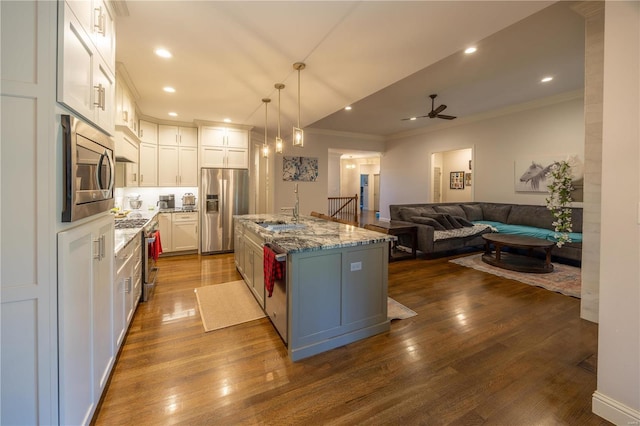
57;1;116;135
139;119;158;144
139;142;158;187
115;74;137;134
172;212;198;251
158;212;197;253
158;125;197;147
125;162;139;187
158;145;198;187
201;146;248;169
66;0;116;73
238;227;265;309
58;214;114;426
200;126;249;169
234;220;245;275
158;213;173;253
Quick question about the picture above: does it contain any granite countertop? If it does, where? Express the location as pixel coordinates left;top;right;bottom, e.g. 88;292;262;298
235;214;396;254
114;211;158;255
157;208;198;213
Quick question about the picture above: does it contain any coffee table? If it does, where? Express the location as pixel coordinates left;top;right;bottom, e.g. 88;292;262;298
482;234;555;273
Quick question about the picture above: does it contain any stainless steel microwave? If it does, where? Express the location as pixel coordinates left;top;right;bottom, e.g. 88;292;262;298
61;115;115;222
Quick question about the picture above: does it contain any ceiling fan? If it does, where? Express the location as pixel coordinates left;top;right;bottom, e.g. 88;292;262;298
402;94;457;121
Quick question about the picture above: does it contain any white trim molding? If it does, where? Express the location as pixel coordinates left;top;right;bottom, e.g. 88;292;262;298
593;391;640;425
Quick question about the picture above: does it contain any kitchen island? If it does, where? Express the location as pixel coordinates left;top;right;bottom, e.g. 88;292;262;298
235;214;396;361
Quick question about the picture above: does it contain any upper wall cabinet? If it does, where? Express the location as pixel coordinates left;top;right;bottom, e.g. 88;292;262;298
200;126;249;169
115;74;138;135
138;120;158;145
158;125;198;147
57;0;116;135
200;126;248;149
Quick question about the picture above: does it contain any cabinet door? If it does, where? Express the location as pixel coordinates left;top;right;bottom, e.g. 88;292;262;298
125;162;139;187
179;146;198;186
158;145;179;186
226;148;248;169
139;120;158;144
251;244;265;308
58;3;95;124
179;127;198;147
200;126;226;147
94;58;115;135
172;220;198;251
201;146;226;168
93;219;114;395
226;128;248;148
139;142;158;186
158;125;179;146
92;0;116;73
243;242;254;289
158;213;173;253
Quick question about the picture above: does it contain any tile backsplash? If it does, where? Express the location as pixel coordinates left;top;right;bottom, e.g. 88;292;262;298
115;187;198;211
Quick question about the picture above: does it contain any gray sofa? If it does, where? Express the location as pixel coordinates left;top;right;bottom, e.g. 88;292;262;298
389;202;583;263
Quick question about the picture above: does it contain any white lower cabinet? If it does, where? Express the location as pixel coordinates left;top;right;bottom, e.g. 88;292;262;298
238;227;265;309
158;211;197;253
115;232;142;349
57;214;114;426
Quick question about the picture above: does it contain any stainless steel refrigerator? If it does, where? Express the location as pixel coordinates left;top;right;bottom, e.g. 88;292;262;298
200;168;249;254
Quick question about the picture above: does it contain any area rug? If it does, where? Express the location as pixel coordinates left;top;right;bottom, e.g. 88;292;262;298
450;253;581;298
194;280;266;332
388;297;417;320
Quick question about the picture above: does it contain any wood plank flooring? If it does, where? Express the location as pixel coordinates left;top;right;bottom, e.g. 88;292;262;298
93;252;608;425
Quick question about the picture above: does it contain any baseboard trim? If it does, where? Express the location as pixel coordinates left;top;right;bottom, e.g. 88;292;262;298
592;391;640;425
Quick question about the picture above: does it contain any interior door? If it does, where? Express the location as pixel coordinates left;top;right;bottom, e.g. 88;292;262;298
433;167;442;203
373;174;380;212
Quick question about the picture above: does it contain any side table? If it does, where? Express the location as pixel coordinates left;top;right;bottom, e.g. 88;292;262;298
364;221;417;261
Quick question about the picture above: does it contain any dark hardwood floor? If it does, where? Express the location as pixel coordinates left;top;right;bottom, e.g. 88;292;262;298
94;252;608;425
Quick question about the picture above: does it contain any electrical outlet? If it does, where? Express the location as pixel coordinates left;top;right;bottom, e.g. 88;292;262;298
350;261;362;271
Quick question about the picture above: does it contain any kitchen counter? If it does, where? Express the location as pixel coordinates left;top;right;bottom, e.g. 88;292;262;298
114;211;157;255
234;213;396;254
157;208;198;213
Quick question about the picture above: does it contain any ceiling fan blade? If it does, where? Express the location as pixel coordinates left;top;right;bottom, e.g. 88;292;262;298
433;104;447;115
436;114;457;120
401;115;429;121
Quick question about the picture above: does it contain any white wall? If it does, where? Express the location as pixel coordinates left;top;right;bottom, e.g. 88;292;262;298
271;130;384;216
380;94;585;219
592;2;640;424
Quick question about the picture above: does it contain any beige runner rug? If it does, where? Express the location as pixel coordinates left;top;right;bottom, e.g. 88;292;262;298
388;297;417;320
195;280;266;332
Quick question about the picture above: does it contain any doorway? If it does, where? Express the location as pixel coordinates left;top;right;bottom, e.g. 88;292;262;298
431;148;473;203
360;174;369;210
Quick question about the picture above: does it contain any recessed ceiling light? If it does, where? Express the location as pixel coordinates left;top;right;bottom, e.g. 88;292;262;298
409;117;417;121
163;86;176;93
168;112;178;117
223;118;231;123
345;106;352;111
541;76;553;83
464;47;477;54
155;48;172;58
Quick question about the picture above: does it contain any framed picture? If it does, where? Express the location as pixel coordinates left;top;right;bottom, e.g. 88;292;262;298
465;172;472;187
283;156;318;182
450;171;465;189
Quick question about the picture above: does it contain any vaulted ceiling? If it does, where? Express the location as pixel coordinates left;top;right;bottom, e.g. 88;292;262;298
115;1;584;139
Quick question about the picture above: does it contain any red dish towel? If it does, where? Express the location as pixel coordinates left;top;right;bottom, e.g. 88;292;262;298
149;230;163;261
263;245;283;297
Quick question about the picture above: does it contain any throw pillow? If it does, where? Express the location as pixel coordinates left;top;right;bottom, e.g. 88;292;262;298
410;216;446;230
444;214;464;229
461;204;483;221
421;213;455;229
452;215;474;227
434;205;466;219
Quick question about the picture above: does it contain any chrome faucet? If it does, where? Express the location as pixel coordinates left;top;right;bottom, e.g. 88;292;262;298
294;183;299;223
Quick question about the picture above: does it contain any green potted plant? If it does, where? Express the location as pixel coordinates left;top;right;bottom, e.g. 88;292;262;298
546;161;574;247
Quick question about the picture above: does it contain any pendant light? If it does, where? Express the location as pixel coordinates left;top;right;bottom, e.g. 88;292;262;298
274;83;285;153
292;62;306;147
262;98;270;158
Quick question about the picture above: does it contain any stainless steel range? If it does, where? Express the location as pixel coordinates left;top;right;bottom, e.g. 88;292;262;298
114;215;160;301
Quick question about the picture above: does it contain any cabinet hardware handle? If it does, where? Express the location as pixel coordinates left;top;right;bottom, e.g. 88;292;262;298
100;235;106;259
133;173;137;182
93;84;105;111
140;174;144;183
122;110;128;123
125;277;132;293
93;238;101;260
140;129;144;137
94;7;105;35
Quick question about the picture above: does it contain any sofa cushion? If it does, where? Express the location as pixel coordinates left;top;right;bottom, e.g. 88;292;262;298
411;216;446;230
461;204;483;221
434;205;466;219
398;206;436;222
421;213;456;229
443;214;464;229
507;205;555;230
481;204;512;223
